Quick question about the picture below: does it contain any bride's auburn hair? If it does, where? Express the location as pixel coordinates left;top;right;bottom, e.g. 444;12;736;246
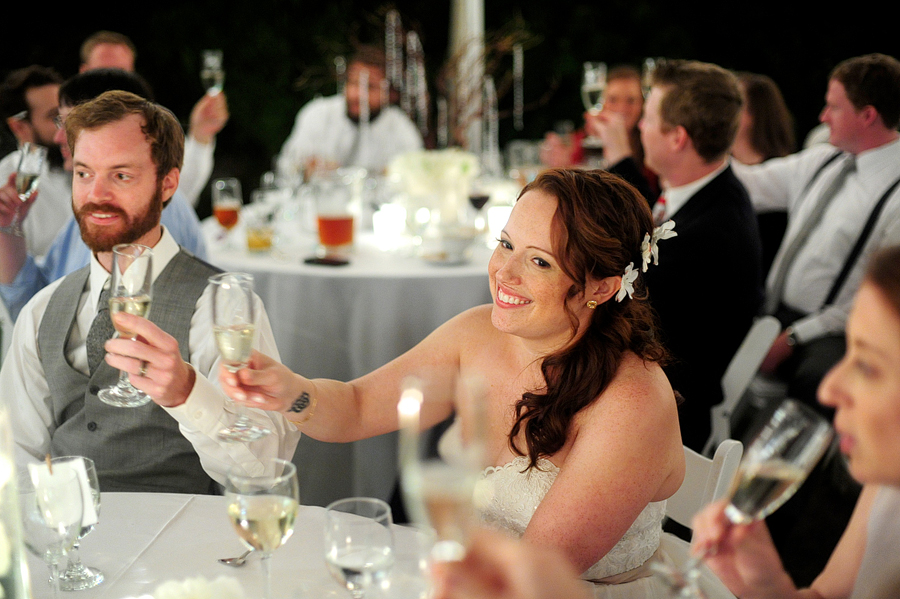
508;168;669;469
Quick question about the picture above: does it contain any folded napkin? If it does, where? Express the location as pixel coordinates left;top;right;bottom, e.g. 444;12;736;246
120;575;245;599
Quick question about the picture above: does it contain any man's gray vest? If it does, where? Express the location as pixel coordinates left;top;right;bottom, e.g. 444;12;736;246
38;250;221;493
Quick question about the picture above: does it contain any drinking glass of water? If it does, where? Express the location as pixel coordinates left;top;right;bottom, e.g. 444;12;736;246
325;497;395;599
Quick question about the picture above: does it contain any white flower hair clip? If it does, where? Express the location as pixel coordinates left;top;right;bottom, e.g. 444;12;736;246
616;262;638;302
641;220;678;272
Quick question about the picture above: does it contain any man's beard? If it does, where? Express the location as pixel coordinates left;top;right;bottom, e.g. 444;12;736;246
74;183;163;253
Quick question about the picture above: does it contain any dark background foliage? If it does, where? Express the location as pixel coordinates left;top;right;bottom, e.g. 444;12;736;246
2;1;897;217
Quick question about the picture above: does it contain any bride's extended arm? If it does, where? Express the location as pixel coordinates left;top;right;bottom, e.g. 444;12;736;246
521;355;684;573
220;306;488;442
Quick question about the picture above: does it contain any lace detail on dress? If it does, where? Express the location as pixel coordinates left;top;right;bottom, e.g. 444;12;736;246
479;455;666;580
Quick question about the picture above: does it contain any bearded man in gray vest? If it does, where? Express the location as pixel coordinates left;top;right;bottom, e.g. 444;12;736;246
1;90;300;493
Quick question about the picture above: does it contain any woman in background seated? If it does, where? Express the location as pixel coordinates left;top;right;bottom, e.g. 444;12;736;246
222;169;685;595
692;245;900;598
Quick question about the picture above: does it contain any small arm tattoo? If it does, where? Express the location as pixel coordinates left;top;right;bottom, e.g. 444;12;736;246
288;391;311;413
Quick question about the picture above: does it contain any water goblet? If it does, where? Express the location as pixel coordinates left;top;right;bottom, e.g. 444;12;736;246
397;376;487;562
20;464;85;599
653;398;834;597
225;459;299;599
54;456;103;591
324;497;395;599
97;244;154;408
201;49;225;95
209;272;271;442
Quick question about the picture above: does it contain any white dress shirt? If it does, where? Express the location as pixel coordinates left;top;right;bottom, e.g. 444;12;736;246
275;94;423;182
0;151;72;260
655;160;729;219
732;139;900;341
180;134;216;207
1;227;300;482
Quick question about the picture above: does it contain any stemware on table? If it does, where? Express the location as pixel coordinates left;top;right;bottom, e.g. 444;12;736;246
209;272;271;442
97;243;154;408
212;178;243;245
53;456;103;591
225;458;299;599
653;398;834;597
19;463;85;599
324;497;395;599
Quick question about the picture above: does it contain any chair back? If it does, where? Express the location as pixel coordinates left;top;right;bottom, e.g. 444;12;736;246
666;439;743;532
704;316;781;455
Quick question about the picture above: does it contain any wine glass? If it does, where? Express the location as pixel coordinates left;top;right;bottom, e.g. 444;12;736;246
201;49;225;96
581;62;607;149
98;244;154;408
20;464;85;599
642;57;659;98
225;459;299;599
209;272;271;442
54;456;103;591
212;178;243;244
397;376;487;562
11;142;48;232
653;399;834;597
324;497;395;599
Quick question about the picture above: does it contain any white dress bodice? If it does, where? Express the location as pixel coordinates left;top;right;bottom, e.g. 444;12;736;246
479;455;666;580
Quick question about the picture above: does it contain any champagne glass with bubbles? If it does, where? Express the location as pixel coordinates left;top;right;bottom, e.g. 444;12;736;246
201;49;225;96
209;272;271;442
20;464;85;599
653;399;834;597
98;244;154;408
226;459;299;599
325;497;395;599
12;142;47;230
581;62;607;149
55;456;103;591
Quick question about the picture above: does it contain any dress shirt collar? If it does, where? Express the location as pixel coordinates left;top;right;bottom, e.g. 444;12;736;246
660;160;729;218
88;226;180;312
854;137;900;194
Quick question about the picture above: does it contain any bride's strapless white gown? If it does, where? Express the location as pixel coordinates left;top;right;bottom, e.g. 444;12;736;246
441;421;735;598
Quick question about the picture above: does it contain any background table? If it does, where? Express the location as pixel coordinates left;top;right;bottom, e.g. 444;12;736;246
203;222;495;508
26;492;431;599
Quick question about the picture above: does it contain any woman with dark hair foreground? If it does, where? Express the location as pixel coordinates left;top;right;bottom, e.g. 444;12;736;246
221;169;689;595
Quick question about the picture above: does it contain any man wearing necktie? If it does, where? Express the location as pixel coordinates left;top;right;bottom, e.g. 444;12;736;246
732;54;900;409
0;90;299;493
638;59;764;453
730;53;900;587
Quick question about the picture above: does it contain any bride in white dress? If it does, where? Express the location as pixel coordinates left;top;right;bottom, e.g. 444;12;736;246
220;168;686;596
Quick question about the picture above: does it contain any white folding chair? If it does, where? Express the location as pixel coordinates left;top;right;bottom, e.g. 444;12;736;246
666;439;743;532
703;316;781;456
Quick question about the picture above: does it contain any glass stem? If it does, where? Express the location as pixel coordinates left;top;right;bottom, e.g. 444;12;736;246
49;561;61;599
66;541;84;572
261;554;272;599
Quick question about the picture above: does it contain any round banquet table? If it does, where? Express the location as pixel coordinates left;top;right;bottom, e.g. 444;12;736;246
25;492;433;599
202;220;495;508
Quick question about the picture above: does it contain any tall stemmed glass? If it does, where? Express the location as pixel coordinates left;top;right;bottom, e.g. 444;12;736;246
212;178;243;244
201;49;225;96
397;376;487;562
20;464;85;599
54;456;103;591
12;142;47;232
98;244;153;408
226;459;299;599
581;61;607;148
209;272;271;442
325;497;395;599
653;399;834;597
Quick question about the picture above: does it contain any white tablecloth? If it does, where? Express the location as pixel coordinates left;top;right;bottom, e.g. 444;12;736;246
203;222;495;507
26;492;432;599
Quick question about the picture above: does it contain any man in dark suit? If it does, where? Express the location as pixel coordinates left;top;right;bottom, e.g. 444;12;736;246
639;59;763;451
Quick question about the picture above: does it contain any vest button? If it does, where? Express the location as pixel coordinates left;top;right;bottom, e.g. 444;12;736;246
87;421;98;431
89;385;100;394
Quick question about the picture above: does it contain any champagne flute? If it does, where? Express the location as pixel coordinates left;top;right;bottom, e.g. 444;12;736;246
653;399;834;597
398;376;487;562
324;497;395;599
20;464;85;599
209;272;271;442
11;142;47;233
581;62;607;149
98;244;154;408
201;49;225;96
54;456;103;591
225;459;299;599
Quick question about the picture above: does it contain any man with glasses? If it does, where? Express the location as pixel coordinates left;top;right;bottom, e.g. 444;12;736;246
0;66;71;259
